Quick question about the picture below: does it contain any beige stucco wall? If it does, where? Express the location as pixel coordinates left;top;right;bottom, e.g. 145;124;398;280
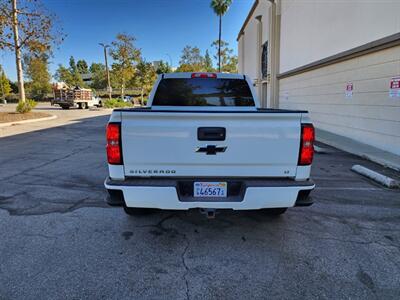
237;0;270;82
279;46;400;156
280;0;400;73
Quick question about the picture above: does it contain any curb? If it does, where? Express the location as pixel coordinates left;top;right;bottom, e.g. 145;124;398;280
314;145;332;154
0;114;57;128
351;164;399;189
317;136;400;172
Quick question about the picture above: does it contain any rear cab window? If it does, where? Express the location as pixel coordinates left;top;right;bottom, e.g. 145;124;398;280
152;77;255;107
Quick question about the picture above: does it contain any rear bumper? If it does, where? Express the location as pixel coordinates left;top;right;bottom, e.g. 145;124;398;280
104;177;315;210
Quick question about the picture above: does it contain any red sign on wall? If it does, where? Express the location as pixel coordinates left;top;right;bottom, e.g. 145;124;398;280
345;82;353;98
389;77;400;98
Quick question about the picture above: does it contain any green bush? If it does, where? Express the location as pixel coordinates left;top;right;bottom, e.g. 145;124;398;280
103;98;133;109
16;99;37;113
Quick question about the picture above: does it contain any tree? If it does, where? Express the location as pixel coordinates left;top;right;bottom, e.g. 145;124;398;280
211;40;237;73
89;62;104;74
204;50;214;72
89;62;106;90
110;33;141;98
176;45;204;72
76;59;88;74
25;55;51;100
9;80;18;94
132;60;157;104
54;65;72;84
223;55;238;73
0;65;12;101
156;60;172;74
69;56;84;85
0;0;63;103
54;56;84;87
210;0;232;72
69;56;77;72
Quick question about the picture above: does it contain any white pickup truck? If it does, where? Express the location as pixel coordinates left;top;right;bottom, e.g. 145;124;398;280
104;72;315;217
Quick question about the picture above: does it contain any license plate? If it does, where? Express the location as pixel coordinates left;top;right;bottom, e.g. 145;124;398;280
194;182;227;198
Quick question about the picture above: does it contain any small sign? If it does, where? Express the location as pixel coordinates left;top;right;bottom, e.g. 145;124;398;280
389;76;400;98
345;82;353;98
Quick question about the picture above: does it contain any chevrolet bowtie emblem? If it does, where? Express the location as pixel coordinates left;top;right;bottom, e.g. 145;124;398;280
196;145;227;155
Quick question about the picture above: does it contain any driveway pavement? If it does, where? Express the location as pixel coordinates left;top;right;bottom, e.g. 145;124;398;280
0;104;399;299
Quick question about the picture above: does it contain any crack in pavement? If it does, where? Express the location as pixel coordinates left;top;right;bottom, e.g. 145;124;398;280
0;146;92;181
181;234;190;300
137;213;191;299
0;195;109;216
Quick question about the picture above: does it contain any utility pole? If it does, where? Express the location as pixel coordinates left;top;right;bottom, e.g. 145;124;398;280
12;0;25;103
99;43;112;100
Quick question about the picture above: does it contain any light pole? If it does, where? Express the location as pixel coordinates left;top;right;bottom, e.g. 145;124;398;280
99;43;112;100
165;53;173;68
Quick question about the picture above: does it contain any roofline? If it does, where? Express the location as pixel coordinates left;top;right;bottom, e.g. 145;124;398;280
236;0;275;41
236;0;259;41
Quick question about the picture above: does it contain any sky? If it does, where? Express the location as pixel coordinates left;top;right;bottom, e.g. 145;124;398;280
0;0;253;81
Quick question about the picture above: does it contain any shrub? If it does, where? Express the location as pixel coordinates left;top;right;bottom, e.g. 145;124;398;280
16;99;37;113
103;98;133;109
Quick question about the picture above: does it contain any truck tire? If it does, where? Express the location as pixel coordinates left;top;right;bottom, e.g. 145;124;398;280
60;105;69;110
84;102;89;109
123;205;156;216
78;103;83;109
261;208;287;216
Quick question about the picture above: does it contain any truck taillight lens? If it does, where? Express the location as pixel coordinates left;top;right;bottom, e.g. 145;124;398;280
299;124;315;165
106;123;122;165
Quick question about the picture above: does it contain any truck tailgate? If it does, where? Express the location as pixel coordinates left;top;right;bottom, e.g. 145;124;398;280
120;111;302;178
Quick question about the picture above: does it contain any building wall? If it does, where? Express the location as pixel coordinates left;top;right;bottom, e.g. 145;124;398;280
238;0;400;155
280;0;400;73
279;45;400;155
237;0;270;82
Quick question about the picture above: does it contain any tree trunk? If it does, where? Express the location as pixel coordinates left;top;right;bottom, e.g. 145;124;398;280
121;79;125;99
12;0;25;103
218;14;222;73
141;88;144;105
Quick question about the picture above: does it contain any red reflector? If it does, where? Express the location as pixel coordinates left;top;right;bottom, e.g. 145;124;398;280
191;73;217;78
106;123;122;165
299;124;315;165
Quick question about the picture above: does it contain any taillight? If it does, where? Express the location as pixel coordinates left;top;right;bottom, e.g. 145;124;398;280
298;124;315;165
191;73;217;78
106;123;122;165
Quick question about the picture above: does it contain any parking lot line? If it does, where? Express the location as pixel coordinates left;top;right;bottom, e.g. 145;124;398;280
315;187;382;191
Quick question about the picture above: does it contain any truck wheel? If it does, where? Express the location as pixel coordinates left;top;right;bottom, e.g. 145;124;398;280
78;103;83;109
262;208;287;216
123;205;156;216
84;103;89;109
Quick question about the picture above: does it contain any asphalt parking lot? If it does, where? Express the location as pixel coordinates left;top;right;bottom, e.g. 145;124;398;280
0;103;399;299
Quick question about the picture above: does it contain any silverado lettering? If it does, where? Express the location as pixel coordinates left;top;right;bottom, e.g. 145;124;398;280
129;170;177;174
